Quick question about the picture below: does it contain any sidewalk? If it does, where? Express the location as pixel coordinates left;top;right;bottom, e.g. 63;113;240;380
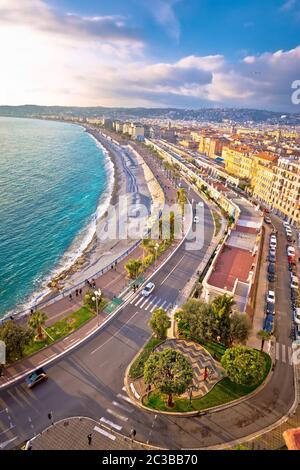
27;417;155;450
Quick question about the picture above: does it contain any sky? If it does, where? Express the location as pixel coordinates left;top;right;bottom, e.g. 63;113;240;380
1;0;300;111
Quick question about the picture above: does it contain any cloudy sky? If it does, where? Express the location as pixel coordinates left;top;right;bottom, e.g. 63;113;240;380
1;0;300;111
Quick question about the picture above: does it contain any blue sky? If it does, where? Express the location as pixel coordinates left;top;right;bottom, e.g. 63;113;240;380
1;0;300;110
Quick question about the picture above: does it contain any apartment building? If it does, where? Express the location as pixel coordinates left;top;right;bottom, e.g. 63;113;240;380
223;145;255;180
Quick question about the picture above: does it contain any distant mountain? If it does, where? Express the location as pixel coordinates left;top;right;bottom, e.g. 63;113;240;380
0;104;299;124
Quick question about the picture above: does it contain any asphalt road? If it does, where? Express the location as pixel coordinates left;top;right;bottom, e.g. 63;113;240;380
0;174;296;451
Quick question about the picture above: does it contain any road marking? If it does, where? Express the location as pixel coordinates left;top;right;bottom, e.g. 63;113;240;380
130;295;138;305
160;254;185;285
282;344;286;363
276;342;280;360
0;436;18;450
112;401;133;413
0;424;15;436
123;290;134;302
166;302;173;311
100;417;122;431
159;300;167;310
106;409;128;422
90;311;140;355
117;393;133;404
93;425;115;441
150;298;164;313
134;296;144;307
144;296;157;311
38;354;56;364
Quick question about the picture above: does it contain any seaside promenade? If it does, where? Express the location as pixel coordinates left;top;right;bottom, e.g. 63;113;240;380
0;135;180;388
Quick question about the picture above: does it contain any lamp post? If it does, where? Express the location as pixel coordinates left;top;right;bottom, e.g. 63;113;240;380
92;289;102;326
154;243;159;268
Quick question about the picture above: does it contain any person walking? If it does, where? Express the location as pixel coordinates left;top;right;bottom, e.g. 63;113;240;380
79;288;82;296
69;293;72;302
87;433;92;446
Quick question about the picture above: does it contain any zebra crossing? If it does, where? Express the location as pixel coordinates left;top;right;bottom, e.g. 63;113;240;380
96;387;134;441
275;342;295;365
129;294;173;312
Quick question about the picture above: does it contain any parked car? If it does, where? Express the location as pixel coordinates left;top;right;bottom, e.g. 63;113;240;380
269;254;276;263
264;314;274;333
291;276;299;290
294;308;300;325
295;324;300;341
268;272;276;283
269;248;276;257
287;246;296;257
266;302;275;316
193;216;200;223
283;221;291;229
264;216;271;224
267;290;275;303
268;263;276;274
25;368;48;389
141;282;155;297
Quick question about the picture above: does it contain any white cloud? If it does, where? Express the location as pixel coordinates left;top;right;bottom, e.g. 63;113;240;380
140;0;182;40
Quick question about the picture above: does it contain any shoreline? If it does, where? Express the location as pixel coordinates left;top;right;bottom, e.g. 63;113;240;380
1;123;118;319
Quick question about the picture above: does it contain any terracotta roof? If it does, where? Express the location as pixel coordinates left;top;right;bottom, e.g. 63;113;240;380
283;428;300;450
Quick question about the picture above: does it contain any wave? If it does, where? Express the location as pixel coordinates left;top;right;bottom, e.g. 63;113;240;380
3;129;115;320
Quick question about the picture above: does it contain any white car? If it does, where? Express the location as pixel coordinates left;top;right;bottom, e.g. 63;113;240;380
294;308;300;325
267;290;275;303
141;282;155;297
291;276;299;290
269;242;277;251
193;216;200;223
287;246;296;257
283;221;291;229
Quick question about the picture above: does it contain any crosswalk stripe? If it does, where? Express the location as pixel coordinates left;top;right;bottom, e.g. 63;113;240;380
123;290;134;302
288;347;293;365
130;295;138;304
166;302;173;311
94;425;116;441
150;298;162;313
140;295;153;309
159;300;167;309
117;393;133;404
282;344;286;363
119;287;131;299
100;417;122;430
106;409;128;422
144;296;157;311
134;296;144;307
276;342;280;360
112;401;133;414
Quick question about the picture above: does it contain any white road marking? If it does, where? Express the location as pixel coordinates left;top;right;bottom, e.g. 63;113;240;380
112;401;133;413
90;311;140;355
166;303;173;311
139;296;153;309
144;296;157;311
133;296;144;307
160;254;185;285
276;342;280;360
0;424;15;435
117;393;133;404
0;436;18;449
123;290;134;302
282;344;286;363
100;417;122;431
159;300;167;310
130;295;138;305
106;409;128;422
288;347;293;365
93;425;115;441
150;298;164;312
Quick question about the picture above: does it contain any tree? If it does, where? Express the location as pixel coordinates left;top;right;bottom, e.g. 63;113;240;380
257;330;272;352
28;311;48;341
141;239;155;258
125;259;143;279
210;295;235;345
177;299;211;341
229;313;251;346
221;346;266;386
84;290;98;311
144;348;193;407
149;309;171;339
176;188;187;217
0;320;33;363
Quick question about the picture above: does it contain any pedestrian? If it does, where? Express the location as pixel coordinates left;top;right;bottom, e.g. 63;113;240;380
79;288;82;296
75;289;78;297
87;433;92;446
69;293;72;301
92;280;96;288
30;308;34;315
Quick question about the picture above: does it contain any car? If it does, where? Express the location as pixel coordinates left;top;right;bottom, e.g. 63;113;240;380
266;302;275;316
141;282;155;297
268;273;276;283
268;263;276;274
264;216;271;224
291;276;299;290
287;235;293;243
269;248;276;257
267;290;275;303
193;216;200;223
264;314;274;333
283;221;291;229
287;246;296;257
269;241;277;249
270;239;277;248
25;368;48;389
295;324;300;341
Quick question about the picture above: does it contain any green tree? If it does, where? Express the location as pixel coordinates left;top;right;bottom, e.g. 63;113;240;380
221;346;266;386
0;320;33;363
125;259;143;279
229;313;251;346
176;188;187;217
257;330;272;352
28;311;48;341
149;309;171;339
144;348;193;407
210;295;235;345
177;299;211;341
84;290;98;311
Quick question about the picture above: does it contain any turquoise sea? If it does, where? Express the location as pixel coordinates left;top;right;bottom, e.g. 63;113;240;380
0;117;112;318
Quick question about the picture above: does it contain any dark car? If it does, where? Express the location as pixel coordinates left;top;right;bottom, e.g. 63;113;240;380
264;314;274;333
269;254;276;263
268;273;276;283
266;302;275;316
25;368;48;389
268;263;276;274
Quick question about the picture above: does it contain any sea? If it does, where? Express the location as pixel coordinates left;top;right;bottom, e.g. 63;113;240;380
0;117;113;318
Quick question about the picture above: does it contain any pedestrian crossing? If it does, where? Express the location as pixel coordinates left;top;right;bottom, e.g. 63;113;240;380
97;387;135;442
275;342;295;365
129;294;173;312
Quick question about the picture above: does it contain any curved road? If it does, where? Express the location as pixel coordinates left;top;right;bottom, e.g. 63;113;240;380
0;178;296;451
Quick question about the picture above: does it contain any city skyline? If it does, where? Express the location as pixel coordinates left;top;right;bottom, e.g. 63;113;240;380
1;0;300;111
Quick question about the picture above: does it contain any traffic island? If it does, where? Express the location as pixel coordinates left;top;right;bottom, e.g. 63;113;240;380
125;338;272;415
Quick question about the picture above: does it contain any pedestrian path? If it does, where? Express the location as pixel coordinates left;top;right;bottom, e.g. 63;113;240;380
129;293;173;312
273;342;295;365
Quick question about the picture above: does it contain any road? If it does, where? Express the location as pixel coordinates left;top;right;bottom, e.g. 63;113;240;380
0;163;296;451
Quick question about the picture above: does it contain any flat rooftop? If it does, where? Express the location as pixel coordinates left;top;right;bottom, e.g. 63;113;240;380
208;245;256;292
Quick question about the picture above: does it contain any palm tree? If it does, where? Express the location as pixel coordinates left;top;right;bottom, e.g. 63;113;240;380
141;239;156;258
28;311;48;341
211;294;235;319
257;330;272;352
125;259;143;279
176;188;187;216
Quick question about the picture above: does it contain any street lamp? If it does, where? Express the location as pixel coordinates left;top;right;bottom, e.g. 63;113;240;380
92;289;102;326
154;243;159;268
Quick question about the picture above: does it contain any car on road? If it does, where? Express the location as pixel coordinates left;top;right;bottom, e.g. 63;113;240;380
269;248;276;257
269;254;276;263
268;263;276;274
287;246;296;257
141;282;155;297
26;368;48;389
193;216;200;223
293;308;300;325
264;314;274;333
266;302;275;316
290;276;299;290
267;290;275;303
268;272;276;283
283;221;290;228
264;216;271;224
